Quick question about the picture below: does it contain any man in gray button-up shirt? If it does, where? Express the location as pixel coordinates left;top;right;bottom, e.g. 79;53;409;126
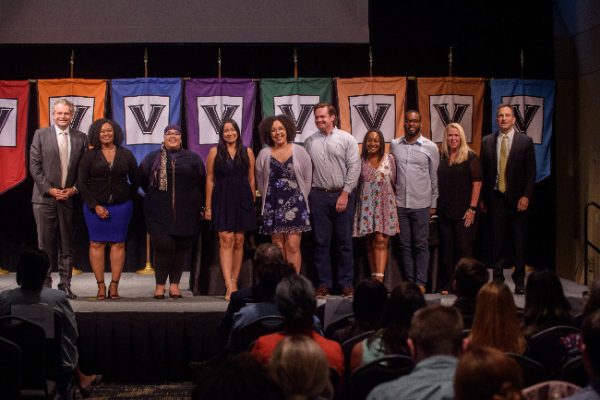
390;110;439;292
305;103;360;297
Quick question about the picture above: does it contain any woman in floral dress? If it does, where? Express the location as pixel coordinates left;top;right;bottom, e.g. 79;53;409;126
255;115;312;273
353;129;399;282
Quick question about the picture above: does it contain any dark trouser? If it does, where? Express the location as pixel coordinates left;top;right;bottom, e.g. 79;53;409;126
308;189;355;289
397;207;430;286
438;214;478;291
151;234;194;285
32;201;74;288
490;191;528;286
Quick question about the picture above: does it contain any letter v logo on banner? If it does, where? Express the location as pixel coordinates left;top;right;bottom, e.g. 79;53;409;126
278;104;314;135
197;96;243;144
273;95;320;143
124;96;170;144
201;104;239;133
0;103;16;147
348;95;396;143
69;105;91;131
502;96;544;144
429;94;474;143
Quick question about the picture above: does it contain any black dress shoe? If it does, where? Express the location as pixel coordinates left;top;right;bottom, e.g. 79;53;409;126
59;285;77;299
514;285;525;295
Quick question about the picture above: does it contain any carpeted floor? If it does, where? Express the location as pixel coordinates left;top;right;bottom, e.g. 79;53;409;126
79;382;195;399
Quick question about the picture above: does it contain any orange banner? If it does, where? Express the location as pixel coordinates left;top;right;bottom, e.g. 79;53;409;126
37;79;107;131
336;77;407;145
417;77;484;154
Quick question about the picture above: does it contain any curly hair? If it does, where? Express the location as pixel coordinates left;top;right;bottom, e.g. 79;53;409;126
87;118;124;148
258;115;297;146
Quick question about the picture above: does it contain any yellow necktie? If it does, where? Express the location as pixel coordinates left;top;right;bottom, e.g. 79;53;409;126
59;132;69;188
498;134;508;193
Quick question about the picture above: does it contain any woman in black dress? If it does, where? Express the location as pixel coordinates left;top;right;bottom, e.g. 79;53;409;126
78;118;139;300
140;124;205;299
205;119;256;301
437;122;482;293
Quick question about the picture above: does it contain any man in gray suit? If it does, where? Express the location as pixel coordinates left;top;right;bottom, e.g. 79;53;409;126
29;98;86;299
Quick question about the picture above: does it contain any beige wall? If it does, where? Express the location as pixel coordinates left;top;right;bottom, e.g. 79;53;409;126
554;1;600;283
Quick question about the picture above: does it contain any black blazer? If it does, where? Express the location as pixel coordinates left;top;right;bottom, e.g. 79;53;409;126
481;131;536;208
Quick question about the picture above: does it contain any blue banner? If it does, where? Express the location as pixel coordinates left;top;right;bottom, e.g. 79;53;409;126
111;78;182;163
490;79;555;182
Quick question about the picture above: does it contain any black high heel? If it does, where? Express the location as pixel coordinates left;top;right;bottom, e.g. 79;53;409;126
109;280;120;300
96;281;106;301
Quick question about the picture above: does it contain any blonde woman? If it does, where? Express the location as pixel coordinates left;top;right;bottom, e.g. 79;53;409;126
269;334;332;400
437;122;482;293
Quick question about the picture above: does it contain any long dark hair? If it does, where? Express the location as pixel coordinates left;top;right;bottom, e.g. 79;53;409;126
523;270;573;337
361;129;385;161
370;282;426;355
216;118;249;167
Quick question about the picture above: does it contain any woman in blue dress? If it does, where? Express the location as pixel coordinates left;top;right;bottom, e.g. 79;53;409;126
205;119;256;300
255;115;312;274
78;118;139;300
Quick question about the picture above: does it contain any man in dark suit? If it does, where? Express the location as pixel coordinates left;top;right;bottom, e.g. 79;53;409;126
481;104;536;295
29;98;86;299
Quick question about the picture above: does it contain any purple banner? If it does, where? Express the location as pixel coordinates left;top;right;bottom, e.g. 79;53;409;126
185;78;256;163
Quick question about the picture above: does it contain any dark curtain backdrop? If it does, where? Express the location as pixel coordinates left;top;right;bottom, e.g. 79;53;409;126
0;0;556;277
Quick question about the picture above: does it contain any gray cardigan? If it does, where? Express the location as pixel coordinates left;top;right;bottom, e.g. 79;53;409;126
255;143;313;215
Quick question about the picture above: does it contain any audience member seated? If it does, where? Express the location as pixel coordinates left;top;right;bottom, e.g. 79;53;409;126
367;305;465;400
332;278;388;343
522;270;576;338
0;249;100;397
218;243;286;347
451;257;489;329
192;353;285;400
350;282;425;372
455;346;524;400
269;334;333;400
469;280;527;354
227;261;295;352
563;309;600;400
251;275;344;377
582;280;600;322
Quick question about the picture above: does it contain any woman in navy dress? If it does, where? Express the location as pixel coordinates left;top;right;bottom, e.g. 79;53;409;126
255;115;312;274
78;118;139;300
205;118;256;300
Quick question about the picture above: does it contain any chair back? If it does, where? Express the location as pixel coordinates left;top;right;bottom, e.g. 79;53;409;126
324;313;355;339
561;356;587;388
0;315;50;396
522;380;581;400
341;330;375;379
526;325;581;377
0;336;23;399
344;355;415;400
506;352;551;388
237;315;285;351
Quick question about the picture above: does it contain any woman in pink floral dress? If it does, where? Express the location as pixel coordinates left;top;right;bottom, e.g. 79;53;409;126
353;129;399;282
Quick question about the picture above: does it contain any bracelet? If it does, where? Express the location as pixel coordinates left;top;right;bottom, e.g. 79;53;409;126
205;208;211;211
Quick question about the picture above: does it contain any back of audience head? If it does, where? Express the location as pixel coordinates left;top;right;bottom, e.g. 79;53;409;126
523;269;572;336
257;261;295;301
269;334;332;400
16;248;49;291
454;346;523;400
408;304;464;362
353;278;388;328
276;275;316;334
375;282;426;355
453;257;489;299
470;281;526;354
253;243;286;293
192;353;285;400
582;309;600;381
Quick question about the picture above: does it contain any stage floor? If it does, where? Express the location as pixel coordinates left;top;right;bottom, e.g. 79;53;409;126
0;270;589;314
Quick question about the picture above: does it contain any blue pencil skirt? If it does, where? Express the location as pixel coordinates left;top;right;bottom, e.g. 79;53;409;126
83;200;133;243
